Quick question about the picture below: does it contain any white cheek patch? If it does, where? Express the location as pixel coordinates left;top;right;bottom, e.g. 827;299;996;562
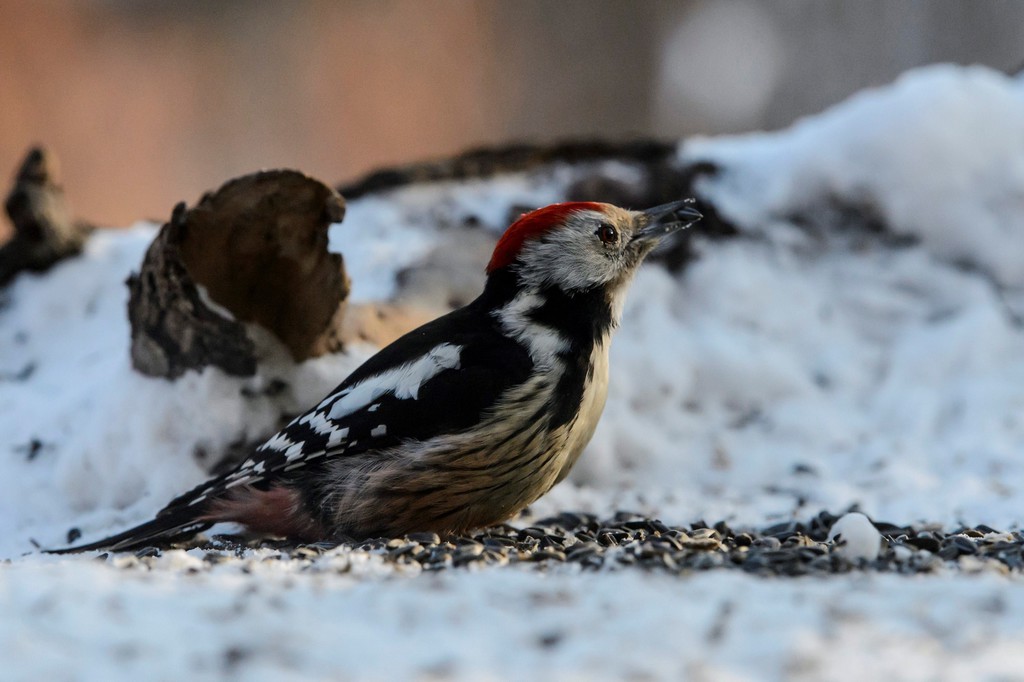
517;323;567;362
515;211;623;291
497;292;569;363
327;343;462;421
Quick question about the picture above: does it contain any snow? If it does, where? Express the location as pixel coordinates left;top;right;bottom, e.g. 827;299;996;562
829;512;882;561
683;64;1024;289
4;558;1024;682
3;63;1024;679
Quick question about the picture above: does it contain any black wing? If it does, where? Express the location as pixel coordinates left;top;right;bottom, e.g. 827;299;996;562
168;301;534;502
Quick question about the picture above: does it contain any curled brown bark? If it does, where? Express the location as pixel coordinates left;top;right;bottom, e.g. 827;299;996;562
127;170;349;379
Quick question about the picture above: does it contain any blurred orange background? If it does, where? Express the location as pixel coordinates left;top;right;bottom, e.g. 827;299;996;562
1;0;1020;226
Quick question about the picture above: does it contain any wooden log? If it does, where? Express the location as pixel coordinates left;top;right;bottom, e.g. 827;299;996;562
127;170;348;379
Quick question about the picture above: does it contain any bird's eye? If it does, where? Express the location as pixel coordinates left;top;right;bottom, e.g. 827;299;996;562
596;224;619;245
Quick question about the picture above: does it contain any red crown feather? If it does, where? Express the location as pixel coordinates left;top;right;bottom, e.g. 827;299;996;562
486;202;606;274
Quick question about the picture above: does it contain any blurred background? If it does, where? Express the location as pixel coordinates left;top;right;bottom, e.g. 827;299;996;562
1;0;1021;226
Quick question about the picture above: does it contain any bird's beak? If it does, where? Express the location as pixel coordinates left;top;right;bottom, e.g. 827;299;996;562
632;199;703;244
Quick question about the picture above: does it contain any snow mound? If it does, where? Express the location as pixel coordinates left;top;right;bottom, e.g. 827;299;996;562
684;64;1024;289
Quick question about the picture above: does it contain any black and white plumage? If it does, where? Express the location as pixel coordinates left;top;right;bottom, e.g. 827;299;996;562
53;200;701;552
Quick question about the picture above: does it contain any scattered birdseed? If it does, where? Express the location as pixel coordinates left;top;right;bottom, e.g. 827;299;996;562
102;510;1024;578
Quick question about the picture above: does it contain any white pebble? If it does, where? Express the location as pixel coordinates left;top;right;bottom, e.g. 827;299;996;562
829;512;881;561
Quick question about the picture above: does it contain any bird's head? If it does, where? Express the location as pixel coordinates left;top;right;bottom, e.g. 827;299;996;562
486;200;703;294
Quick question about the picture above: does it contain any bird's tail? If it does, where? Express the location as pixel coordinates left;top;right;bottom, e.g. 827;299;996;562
46;481;221;554
46;514;213;554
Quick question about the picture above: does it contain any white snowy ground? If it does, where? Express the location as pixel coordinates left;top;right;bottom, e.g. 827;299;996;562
6;556;1024;682
2;64;1024;680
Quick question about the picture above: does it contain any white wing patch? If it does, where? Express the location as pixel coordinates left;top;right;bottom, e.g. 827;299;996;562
244;343;460;480
284;442;305;462
327;343;462;421
327;427;349;449
304;411;336;436
261;432;295;453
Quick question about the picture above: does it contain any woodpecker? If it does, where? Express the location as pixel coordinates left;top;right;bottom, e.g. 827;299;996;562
54;200;702;552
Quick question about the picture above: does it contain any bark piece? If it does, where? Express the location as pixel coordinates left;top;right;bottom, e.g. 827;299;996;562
1;147;92;285
127;203;256;379
337;139;678;200
128;170;348;379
